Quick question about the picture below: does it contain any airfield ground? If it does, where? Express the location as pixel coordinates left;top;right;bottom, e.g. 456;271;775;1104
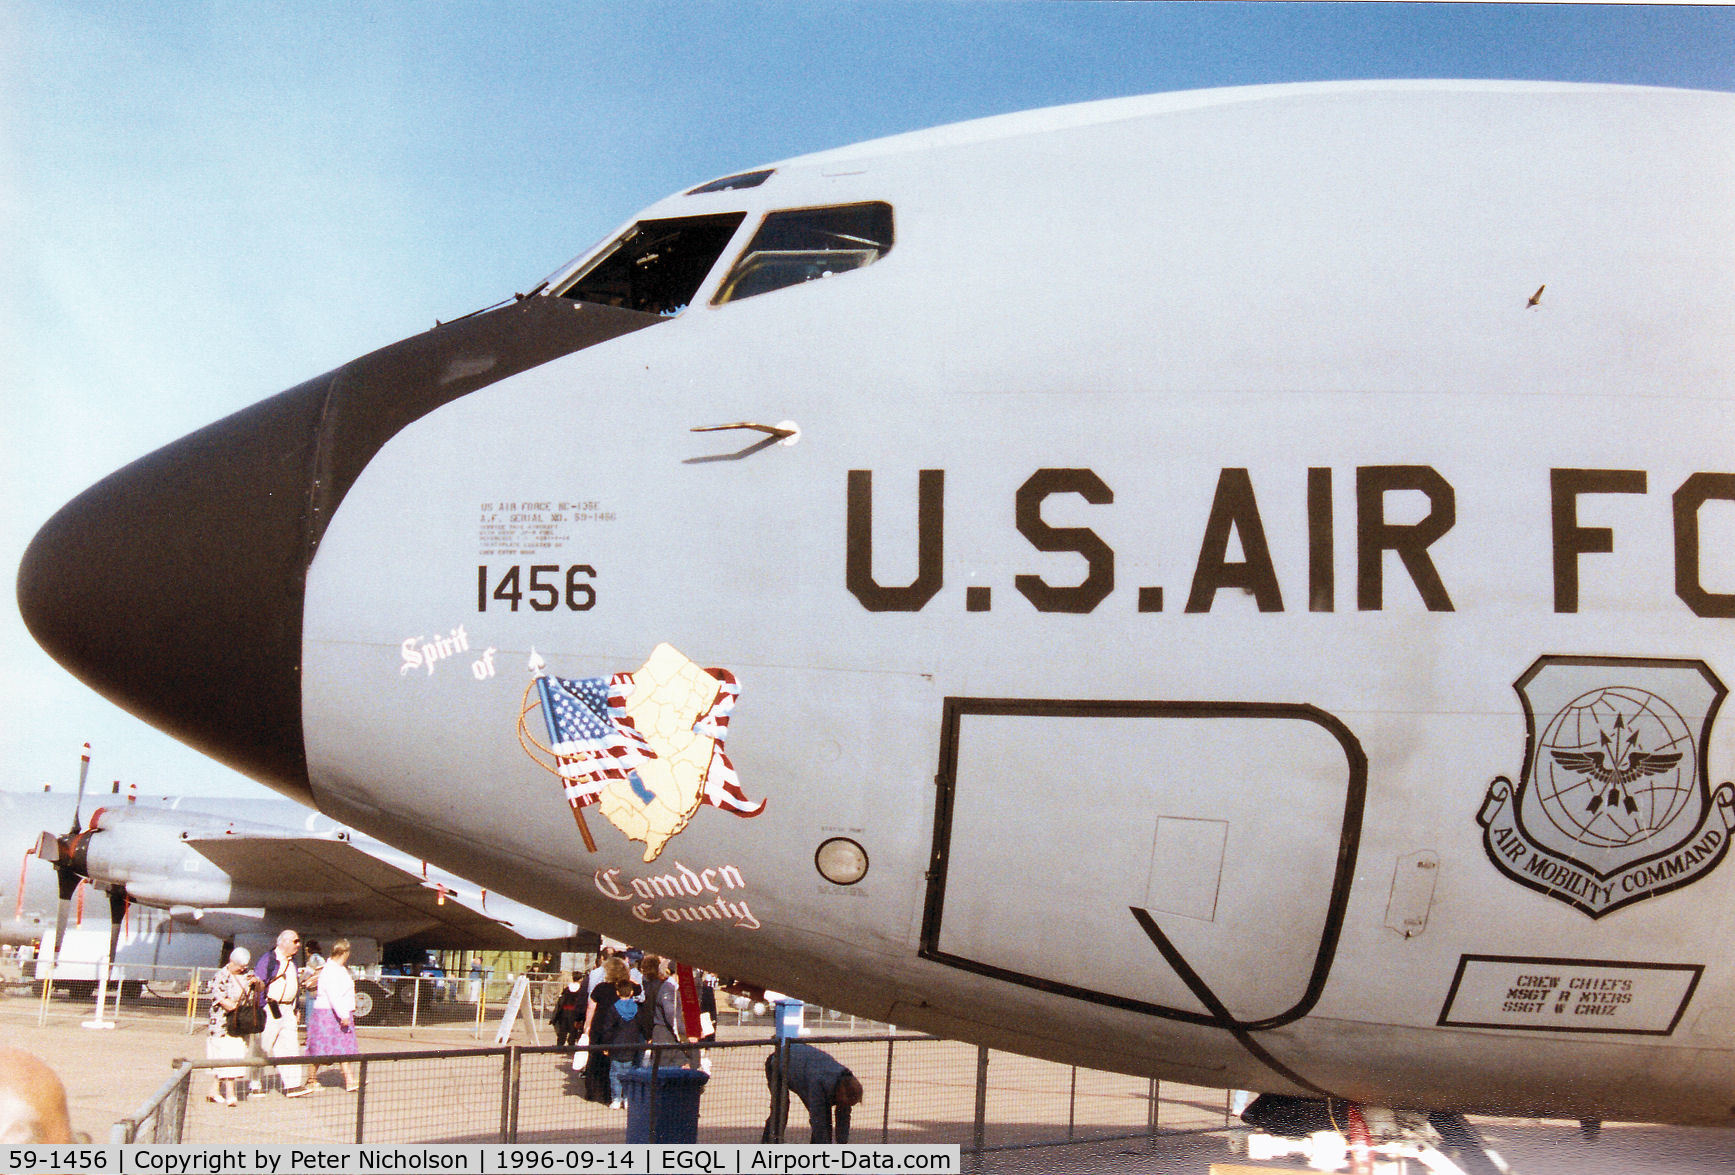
6;988;1735;1173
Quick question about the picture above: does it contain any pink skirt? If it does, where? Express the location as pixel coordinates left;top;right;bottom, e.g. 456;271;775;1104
305;1006;358;1058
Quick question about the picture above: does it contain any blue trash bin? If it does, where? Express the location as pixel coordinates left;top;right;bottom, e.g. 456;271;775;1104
773;999;805;1040
620;1066;709;1143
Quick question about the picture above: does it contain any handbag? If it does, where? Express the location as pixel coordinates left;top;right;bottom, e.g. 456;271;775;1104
227;1000;264;1036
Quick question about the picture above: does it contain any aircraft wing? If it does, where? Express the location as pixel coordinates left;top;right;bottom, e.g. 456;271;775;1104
181;833;572;948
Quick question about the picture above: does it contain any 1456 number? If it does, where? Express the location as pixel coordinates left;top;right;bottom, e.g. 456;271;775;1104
479;564;596;612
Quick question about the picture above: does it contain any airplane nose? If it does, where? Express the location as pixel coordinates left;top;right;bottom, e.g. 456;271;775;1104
18;373;332;800
18;296;661;803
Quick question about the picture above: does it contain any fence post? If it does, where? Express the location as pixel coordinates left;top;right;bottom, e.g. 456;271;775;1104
1067;1066;1077;1140
648;1045;660;1143
499;1048;514;1141
773;1037;790;1143
880;1037;894;1143
412;976;422;1029
972;1045;989;1157
1147;1077;1160;1143
186;969;201;1034
508;1045;523;1142
164;1060;191;1142
353;1058;368;1144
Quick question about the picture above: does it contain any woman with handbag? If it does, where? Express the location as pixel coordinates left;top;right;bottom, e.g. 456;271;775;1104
206;948;262;1107
635;955;696;1069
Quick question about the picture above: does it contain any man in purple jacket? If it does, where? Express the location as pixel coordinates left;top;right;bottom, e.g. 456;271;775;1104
255;928;311;1096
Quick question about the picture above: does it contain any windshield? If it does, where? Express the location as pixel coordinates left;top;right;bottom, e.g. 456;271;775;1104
556;213;746;316
713;203;894;305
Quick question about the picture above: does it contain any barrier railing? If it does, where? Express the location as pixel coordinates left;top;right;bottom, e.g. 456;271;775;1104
6;966;887;1041
120;1060;195;1144
113;1034;1237;1151
3;965;589;1033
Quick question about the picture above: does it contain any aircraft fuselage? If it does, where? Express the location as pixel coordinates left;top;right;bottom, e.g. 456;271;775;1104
20;81;1735;1125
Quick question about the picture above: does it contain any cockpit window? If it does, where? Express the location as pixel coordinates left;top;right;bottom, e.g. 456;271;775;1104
687;169;775;195
557;213;745;316
712;202;894;305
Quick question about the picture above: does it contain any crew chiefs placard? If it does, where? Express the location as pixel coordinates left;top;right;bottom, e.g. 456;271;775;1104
1439;955;1702;1035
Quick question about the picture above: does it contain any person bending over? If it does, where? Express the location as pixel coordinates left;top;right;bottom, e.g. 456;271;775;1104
762;1041;863;1144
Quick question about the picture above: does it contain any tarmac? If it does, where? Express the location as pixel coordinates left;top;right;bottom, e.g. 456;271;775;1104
8;987;1735;1173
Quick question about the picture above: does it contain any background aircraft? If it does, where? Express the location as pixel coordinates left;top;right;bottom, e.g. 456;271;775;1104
15;77;1735;1169
4;774;589;988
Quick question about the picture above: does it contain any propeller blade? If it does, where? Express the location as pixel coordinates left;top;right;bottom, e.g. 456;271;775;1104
70;742;91;836
44;890;73;987
56;862;81;903
106;887;128;963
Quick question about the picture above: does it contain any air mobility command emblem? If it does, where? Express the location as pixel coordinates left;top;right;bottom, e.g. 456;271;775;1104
1479;657;1735;918
518;643;765;862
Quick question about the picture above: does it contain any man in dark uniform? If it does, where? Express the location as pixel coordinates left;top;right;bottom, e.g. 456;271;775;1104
762;1041;864;1143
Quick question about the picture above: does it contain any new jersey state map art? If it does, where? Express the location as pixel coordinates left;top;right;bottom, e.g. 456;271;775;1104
521;643;766;861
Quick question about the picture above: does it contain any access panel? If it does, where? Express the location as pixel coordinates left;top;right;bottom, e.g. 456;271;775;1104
921;699;1366;1030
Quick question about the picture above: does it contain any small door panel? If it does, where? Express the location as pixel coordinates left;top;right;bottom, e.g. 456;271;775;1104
921;699;1365;1029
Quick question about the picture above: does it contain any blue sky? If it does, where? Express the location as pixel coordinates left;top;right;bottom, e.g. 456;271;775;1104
4;2;1733;801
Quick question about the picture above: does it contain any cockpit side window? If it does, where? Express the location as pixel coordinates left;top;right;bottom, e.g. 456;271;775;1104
557;213;746;316
712;202;894;305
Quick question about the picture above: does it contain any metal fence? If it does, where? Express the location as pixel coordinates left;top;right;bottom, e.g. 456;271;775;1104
7;966;896;1038
7;966;598;1034
114;1035;1236;1153
120;1062;196;1144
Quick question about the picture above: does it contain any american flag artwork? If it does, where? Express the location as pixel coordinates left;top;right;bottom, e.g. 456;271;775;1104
525;648;767;857
693;670;765;817
534;672;656;810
